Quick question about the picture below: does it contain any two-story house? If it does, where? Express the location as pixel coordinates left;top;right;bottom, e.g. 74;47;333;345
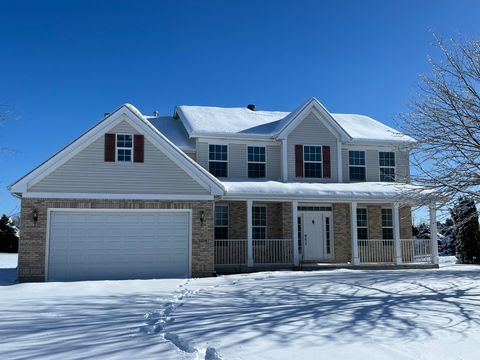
9;98;439;282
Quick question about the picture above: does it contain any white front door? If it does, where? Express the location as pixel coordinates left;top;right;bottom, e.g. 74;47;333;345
302;211;334;261
303;212;324;260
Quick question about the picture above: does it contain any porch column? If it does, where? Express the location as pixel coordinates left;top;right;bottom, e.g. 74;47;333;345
393;202;402;265
292;200;299;266
429;202;440;265
247;200;254;267
350;202;360;265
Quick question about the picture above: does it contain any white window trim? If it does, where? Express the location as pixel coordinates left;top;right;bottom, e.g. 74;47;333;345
252;205;267;240
303;144;323;179
348;150;366;181
356;207;369;240
116;133;134;163
379;151;396;182
247;146;267;178
208;144;229;177
214;204;229;240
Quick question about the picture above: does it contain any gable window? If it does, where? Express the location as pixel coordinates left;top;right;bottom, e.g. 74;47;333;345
357;208;368;240
214;205;229;240
382;208;394;240
252;206;267;240
209;144;228;177
304;145;322;178
248;146;266;178
349;150;366;181
116;134;133;162
379;152;395;182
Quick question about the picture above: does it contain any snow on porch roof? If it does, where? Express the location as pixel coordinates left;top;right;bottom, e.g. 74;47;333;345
221;181;432;202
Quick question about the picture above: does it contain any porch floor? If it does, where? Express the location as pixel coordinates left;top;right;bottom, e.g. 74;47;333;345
215;262;439;275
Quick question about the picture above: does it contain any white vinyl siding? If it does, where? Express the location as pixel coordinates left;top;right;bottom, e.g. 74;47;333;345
287;112;338;182
30;121;208;195
266;145;281;181
229;143;247;178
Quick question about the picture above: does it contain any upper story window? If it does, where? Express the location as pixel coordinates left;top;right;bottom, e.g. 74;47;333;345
349;150;366;181
379;152;395;182
252;206;267;240
214;205;229;240
209;144;228;177
357;208;368;240
116;134;133;162
304;145;322;178
248;146;266;178
382;208;394;240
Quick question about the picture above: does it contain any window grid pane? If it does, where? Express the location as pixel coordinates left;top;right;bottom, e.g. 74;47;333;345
349;166;366;181
209;144;228;161
349;151;365;166
252;207;267;227
248;163;266;178
305;162;323;178
382;209;393;227
380;167;395;182
304;146;322;162
209;161;228;177
356;208;368;227
248;147;265;162
214;206;228;226
379;152;395;167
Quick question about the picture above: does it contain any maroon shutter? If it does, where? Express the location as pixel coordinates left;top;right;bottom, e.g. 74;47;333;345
134;134;144;163
104;133;116;162
322;145;331;178
295;145;304;177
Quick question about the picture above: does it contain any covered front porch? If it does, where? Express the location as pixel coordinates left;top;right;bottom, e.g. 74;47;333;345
214;182;439;272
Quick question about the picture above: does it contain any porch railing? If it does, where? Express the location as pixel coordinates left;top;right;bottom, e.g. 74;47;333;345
214;239;293;266
358;238;433;264
358;239;395;264
401;238;432;264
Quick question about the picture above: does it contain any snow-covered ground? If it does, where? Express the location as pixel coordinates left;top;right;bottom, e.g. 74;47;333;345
1;254;479;360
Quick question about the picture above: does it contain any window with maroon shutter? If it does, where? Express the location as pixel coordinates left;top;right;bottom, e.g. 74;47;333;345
322;145;331;178
134;134;144;163
104;133;116;162
295;145;304;177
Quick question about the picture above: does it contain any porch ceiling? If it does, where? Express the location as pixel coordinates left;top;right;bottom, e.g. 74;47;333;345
220;180;433;203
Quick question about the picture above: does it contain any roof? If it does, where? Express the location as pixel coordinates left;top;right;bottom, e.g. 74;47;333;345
221;180;432;202
174;98;415;144
145;116;196;152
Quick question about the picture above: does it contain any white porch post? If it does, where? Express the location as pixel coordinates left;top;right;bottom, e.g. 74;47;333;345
350;202;360;265
393;202;402;265
429;202;440;265
292;200;299;266
247;200;253;267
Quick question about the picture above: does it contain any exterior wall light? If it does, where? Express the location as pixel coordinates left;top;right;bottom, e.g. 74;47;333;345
32;209;38;225
200;210;205;224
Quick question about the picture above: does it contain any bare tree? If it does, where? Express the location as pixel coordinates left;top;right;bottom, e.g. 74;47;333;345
401;34;480;207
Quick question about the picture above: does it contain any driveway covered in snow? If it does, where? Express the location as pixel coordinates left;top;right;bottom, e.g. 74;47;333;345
0;255;479;360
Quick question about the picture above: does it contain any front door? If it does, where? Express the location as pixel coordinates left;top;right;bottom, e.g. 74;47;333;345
301;211;334;261
303;212;324;260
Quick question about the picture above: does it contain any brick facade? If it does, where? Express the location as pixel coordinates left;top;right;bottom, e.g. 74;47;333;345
333;203;352;263
19;197;215;282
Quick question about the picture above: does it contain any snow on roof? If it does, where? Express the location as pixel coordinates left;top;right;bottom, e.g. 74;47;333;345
222;181;431;201
176;105;290;137
175;102;415;144
146;116;196;152
331;114;415;144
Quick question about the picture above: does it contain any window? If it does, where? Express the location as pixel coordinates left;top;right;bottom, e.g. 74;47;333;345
325;216;331;254
304;145;322;178
349;150;366;181
252;206;267;240
297;216;302;255
298;206;332;212
214;205;229;240
382;208;393;240
209;145;228;177
357;208;368;240
379;152;395;181
116;134;133;162
248;146;266;178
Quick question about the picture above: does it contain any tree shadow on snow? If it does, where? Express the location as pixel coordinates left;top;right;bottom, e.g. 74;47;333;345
169;268;480;348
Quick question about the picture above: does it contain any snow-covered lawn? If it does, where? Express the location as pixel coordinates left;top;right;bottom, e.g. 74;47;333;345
1;254;479;360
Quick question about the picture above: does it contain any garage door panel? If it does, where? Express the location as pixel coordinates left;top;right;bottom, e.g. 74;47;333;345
48;210;190;281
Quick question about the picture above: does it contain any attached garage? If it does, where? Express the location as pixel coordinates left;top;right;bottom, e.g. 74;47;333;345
46;209;191;281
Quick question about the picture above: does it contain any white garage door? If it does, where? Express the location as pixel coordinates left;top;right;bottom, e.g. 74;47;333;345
47;210;191;281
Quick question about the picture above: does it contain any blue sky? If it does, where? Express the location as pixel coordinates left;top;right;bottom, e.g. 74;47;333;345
1;0;479;221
